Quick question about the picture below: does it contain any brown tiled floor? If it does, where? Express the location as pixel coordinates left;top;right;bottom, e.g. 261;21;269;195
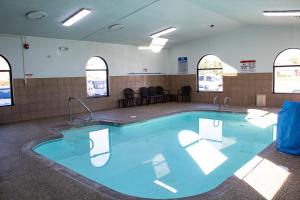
0;103;299;200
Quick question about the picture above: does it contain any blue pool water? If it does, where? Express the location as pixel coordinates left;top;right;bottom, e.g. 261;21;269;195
34;111;275;199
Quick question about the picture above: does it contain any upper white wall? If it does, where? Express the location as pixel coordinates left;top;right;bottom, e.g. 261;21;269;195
2;25;300;78
168;25;300;74
0;35;169;78
0;36;24;78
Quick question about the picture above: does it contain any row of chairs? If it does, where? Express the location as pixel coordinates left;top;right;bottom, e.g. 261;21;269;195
119;85;192;108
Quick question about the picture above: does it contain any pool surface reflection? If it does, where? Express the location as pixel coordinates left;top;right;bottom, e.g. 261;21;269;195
34;111;275;199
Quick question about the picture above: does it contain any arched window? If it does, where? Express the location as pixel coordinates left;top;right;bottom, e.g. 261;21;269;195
274;49;300;93
86;57;109;97
197;55;223;92
0;55;13;107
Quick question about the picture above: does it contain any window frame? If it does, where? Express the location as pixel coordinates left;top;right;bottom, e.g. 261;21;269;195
0;55;14;107
273;48;300;94
197;54;223;93
86;56;110;98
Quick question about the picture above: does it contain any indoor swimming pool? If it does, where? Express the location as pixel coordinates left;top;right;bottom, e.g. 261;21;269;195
34;111;276;199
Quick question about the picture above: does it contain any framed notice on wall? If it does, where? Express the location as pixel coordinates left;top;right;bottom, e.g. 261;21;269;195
178;57;188;74
240;60;256;73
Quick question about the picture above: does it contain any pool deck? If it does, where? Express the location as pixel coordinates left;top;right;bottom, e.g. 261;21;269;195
1;102;300;200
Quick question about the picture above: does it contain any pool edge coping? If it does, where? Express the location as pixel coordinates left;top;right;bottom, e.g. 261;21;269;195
22;108;277;200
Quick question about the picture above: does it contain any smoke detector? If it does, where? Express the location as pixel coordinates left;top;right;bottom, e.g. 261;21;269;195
26;11;48;20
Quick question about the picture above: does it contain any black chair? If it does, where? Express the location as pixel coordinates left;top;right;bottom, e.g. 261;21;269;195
147;87;158;104
177;86;192;102
124;88;138;107
139;87;149;105
156;86;167;103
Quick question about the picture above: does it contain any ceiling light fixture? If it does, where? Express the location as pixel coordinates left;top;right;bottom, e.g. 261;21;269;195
263;10;300;17
62;9;91;26
150;27;176;38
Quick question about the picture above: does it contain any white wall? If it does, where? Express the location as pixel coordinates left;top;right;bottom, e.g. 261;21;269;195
168;25;300;74
0;36;169;78
2;25;300;78
0;36;24;78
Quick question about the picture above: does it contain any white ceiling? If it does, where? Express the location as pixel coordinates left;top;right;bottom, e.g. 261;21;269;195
0;0;299;47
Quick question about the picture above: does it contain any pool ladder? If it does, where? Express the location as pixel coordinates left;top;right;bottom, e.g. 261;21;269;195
213;96;221;110
224;97;232;107
213;96;232;110
68;97;93;123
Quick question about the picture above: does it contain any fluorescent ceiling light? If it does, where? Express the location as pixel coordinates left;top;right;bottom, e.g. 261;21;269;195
63;9;91;26
150;27;176;38
263;10;300;16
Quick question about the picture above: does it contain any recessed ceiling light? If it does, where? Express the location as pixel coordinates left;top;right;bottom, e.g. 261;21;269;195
26;11;47;20
109;24;125;31
62;9;91;27
263;10;300;16
150;27;176;38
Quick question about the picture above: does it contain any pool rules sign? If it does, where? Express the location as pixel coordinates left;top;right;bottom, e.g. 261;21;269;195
240;60;256;73
178;57;188;74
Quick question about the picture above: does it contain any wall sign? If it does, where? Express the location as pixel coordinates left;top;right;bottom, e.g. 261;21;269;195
240;60;256;73
178;57;188;74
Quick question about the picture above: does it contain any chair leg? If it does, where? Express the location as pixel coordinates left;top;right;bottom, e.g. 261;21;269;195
142;98;145;105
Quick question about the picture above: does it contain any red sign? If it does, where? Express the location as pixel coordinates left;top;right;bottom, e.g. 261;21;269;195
240;60;256;63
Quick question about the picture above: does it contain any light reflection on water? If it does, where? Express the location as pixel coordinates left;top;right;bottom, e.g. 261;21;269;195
35;111;276;199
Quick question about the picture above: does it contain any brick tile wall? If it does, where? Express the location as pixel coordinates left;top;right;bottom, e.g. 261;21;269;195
1;73;299;124
0;75;168;124
167;73;300;107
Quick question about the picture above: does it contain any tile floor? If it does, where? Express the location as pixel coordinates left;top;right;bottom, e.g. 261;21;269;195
1;103;299;200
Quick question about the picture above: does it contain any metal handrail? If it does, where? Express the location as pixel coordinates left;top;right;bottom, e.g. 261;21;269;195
68;97;93;122
224;96;232;107
213;96;221;110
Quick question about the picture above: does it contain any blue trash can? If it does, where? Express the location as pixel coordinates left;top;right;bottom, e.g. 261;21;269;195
277;101;300;155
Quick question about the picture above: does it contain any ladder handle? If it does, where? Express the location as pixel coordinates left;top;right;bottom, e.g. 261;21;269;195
68;97;93;122
224;97;232;107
